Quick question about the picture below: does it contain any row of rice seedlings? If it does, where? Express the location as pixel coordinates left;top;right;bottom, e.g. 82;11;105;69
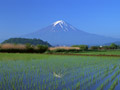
108;78;118;90
57;58;118;89
75;75;92;89
82;65;114;90
97;68;112;82
111;70;120;81
97;78;110;90
96;64;120;90
112;64;118;70
75;82;80;89
53;61;91;89
119;77;120;82
85;71;105;89
67;64;94;88
82;64;101;78
1;61;35;89
76;61;106;81
80;66;109;90
58;61;92;88
40;65;59;89
71;69;93;89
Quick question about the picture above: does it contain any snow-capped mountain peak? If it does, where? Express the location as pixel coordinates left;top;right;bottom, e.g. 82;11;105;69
53;20;66;26
52;20;77;32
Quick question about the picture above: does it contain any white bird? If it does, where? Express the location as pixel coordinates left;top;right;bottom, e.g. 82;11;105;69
53;72;63;78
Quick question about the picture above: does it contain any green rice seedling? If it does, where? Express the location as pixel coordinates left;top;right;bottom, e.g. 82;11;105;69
97;78;110;90
108;78;118;90
76;82;80;89
111;70;120;81
119;77;120;82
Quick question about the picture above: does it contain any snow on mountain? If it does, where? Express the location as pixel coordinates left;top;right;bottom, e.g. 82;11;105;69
53;20;65;26
52;20;77;32
22;20;120;46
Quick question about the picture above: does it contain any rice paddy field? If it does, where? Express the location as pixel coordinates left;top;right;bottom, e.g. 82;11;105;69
0;53;120;90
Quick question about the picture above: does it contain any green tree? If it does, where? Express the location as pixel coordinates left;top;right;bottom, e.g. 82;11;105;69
79;45;88;51
2;38;51;46
37;45;48;53
25;43;34;50
109;43;118;49
72;45;88;51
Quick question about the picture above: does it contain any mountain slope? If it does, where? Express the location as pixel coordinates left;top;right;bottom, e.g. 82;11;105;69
2;38;51;46
104;41;120;45
22;20;120;46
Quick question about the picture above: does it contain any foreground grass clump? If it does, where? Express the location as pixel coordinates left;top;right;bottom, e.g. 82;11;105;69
0;53;120;90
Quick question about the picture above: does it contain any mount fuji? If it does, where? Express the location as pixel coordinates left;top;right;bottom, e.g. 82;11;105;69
22;20;120;46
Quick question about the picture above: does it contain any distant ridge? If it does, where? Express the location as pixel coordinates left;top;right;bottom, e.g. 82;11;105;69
2;38;51;46
22;20;120;46
104;41;120;46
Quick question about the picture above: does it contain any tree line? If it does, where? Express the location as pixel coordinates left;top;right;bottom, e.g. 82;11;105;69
0;43;48;53
72;43;120;51
90;43;120;50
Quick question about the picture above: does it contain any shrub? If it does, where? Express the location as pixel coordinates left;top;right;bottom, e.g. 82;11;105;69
49;48;81;53
25;43;34;50
0;44;1;49
79;45;88;51
72;45;88;51
90;46;100;50
102;46;110;50
53;49;67;52
37;45;48;53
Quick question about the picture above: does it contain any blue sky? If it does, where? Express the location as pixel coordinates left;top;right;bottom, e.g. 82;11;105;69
0;0;120;41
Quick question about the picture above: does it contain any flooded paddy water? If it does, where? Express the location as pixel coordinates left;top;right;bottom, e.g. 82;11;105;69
0;54;120;90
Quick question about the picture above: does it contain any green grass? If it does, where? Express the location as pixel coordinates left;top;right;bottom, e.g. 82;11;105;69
75;50;120;55
48;49;120;56
0;53;50;60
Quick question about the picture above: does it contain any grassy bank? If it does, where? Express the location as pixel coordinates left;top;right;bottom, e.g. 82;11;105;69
47;49;120;56
0;53;50;60
75;50;120;55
